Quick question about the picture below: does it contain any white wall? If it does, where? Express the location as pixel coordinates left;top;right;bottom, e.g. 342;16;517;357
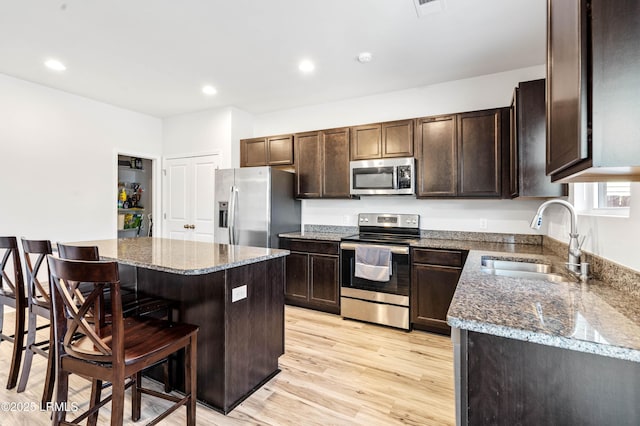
253;65;545;135
303;198;544;234
251;65;548;236
0;73;162;242
229;107;254;168
162;107;232;166
162;106;254;168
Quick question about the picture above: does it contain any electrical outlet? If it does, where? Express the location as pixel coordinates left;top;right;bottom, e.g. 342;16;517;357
479;218;488;230
232;285;247;302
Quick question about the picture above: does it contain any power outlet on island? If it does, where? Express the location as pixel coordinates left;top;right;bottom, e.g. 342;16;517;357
479;218;488;230
232;285;247;302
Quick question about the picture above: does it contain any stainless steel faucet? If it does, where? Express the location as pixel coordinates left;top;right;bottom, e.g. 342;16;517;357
530;199;587;278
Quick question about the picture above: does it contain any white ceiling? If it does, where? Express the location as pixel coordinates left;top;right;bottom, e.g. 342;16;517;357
0;0;545;117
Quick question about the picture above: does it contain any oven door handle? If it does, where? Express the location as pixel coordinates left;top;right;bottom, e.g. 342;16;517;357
339;242;409;255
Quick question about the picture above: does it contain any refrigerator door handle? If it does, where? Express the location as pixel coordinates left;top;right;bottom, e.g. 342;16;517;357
228;186;234;244
228;185;238;244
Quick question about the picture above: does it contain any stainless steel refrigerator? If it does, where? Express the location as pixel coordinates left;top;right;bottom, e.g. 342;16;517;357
214;167;301;248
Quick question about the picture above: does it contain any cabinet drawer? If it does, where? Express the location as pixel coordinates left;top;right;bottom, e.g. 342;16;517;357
412;248;463;267
281;239;339;255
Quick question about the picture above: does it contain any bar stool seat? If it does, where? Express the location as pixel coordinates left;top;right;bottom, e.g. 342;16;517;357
70;316;196;366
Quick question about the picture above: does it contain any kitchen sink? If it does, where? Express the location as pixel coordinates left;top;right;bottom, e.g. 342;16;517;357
481;257;575;283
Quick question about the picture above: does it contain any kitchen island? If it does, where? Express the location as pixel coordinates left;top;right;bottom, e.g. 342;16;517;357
65;237;289;413
448;249;640;425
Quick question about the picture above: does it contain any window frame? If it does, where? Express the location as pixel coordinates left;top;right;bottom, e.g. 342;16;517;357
574;182;631;218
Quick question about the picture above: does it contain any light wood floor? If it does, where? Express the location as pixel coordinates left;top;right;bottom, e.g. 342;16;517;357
0;306;455;425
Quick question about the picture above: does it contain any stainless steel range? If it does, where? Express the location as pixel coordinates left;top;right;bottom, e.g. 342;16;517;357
340;213;420;329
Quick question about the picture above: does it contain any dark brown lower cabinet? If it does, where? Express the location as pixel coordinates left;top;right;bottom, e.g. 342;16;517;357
411;248;466;334
454;329;640;426
281;238;340;314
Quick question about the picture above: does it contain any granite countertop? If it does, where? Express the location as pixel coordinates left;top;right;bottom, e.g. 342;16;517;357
448;249;640;362
63;237;289;275
279;231;545;254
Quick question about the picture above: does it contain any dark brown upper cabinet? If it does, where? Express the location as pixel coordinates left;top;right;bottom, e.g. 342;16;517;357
294;132;322;198
510;79;567;198
240;137;267;167
457;109;503;197
416;108;504;198
415;115;457;197
350;119;413;160
240;134;293;167
547;0;640;182
294;127;351;199
322;128;351;198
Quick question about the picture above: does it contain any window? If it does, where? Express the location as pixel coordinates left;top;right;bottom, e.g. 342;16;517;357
596;182;631;208
574;182;631;217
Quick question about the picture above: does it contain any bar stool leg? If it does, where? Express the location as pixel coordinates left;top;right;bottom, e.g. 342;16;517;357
186;334;197;426
132;371;142;421
41;325;55;406
87;379;102;426
111;380;126;426
52;370;69;426
6;302;25;389
16;308;37;392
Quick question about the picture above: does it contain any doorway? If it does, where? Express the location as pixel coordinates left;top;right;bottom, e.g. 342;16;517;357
117;154;154;238
163;154;220;242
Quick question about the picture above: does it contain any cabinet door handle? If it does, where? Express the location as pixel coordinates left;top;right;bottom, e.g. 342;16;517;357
189;224;196;229
184;224;190;229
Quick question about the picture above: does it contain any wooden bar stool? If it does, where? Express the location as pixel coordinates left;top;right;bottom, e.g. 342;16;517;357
0;236;27;390
47;256;198;426
57;243;175;392
16;239;55;405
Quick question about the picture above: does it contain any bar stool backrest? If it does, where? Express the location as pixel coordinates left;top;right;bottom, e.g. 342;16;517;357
21;239;53;308
47;256;123;364
0;236;24;302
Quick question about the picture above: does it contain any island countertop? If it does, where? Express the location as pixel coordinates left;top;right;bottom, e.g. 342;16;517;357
448;249;640;362
63;237;289;275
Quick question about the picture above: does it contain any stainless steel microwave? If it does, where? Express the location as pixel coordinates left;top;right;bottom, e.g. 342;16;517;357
350;157;415;195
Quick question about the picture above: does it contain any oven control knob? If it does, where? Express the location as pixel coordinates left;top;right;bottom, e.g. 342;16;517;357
364;218;369;222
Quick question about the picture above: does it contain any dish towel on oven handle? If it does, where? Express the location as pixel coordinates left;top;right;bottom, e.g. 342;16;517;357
354;245;392;282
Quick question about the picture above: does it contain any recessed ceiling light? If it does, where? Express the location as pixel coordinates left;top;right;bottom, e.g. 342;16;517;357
202;85;217;96
44;59;66;71
357;52;373;63
298;59;315;74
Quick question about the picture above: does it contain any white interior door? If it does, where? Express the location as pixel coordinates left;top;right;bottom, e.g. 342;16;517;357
163;154;219;241
191;156;218;242
163;157;191;240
